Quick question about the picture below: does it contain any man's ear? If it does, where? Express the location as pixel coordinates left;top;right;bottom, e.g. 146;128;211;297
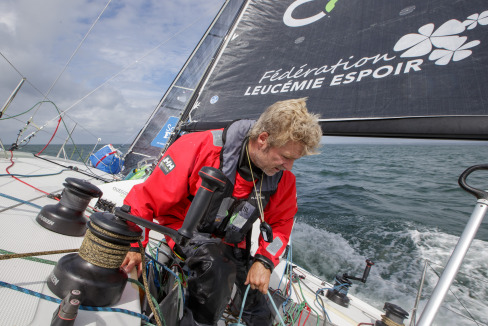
257;132;269;149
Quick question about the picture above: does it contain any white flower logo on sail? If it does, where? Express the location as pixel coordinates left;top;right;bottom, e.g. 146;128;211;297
394;19;466;58
463;10;488;30
428;37;480;65
393;14;485;66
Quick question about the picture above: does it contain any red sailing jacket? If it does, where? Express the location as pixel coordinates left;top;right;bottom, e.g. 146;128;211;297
123;129;297;267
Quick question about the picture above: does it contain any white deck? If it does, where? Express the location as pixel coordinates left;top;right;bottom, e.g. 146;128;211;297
0;151;141;325
0;150;385;325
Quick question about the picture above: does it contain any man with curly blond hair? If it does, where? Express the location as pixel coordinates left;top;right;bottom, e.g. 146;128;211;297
122;98;321;325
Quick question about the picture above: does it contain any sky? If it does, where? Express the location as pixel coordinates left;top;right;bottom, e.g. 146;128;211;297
1;1;484;149
0;0;226;145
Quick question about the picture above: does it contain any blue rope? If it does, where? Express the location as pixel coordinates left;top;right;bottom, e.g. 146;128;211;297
0;192;43;209
0;280;150;322
236;284;251;324
0;169;69;178
315;289;332;322
267;291;286;326
144;252;185;306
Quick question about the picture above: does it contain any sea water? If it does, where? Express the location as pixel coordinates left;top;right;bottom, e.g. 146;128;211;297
292;140;488;326
18;141;488;325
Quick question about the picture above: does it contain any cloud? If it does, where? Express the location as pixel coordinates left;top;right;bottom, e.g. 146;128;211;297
0;0;225;145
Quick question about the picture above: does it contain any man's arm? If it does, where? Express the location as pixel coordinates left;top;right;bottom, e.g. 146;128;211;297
255;171;297;267
120;131;222;275
245;172;297;293
245;260;272;294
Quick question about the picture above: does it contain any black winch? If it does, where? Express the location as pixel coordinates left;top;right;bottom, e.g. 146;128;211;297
36;178;103;236
375;302;409;326
325;259;374;307
47;211;142;306
47;166;228;309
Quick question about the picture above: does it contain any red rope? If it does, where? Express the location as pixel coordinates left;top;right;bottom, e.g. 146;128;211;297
36;116;62;156
298;304;311;326
302;305;311;326
7;151;50;195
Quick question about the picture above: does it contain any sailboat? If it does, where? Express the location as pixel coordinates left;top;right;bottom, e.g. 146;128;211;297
1;0;487;325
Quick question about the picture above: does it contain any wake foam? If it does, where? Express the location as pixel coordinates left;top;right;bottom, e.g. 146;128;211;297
291;221;488;325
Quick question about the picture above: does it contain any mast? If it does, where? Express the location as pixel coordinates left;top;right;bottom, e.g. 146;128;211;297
167;0;252;136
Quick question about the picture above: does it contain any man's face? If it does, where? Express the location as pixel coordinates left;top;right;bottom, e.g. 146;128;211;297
252;133;305;176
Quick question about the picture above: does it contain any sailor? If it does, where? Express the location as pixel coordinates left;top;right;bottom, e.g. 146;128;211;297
121;97;322;325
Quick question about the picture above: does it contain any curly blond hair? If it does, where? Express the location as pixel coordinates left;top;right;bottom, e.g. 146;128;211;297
248;98;322;156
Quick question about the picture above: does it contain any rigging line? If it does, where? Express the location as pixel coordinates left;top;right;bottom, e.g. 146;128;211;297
0;100;47;121
33;154;113;183
439;305;486;326
0;249;79;261
427;261;481;326
427;260;488;286
54;15;204;119
36;116;62;155
0;51;52;101
36;0;113;117
0;52;97;143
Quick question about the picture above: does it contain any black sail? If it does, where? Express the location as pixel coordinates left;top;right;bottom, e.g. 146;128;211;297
190;0;488;139
124;0;488;172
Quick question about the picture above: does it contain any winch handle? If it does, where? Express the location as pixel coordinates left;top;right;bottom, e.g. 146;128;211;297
177;166;227;245
115;206;180;240
458;164;488;200
361;259;374;283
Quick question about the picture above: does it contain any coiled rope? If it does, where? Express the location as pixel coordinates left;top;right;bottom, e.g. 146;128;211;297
379;315;404;326
78;222;140;268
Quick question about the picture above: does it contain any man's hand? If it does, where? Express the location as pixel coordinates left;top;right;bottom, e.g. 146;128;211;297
245;261;272;294
121;251;143;278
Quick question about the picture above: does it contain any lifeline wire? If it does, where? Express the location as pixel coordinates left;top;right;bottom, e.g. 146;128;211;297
35;0;113;117
427;261;481;326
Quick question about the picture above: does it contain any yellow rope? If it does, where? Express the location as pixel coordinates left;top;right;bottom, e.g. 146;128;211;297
78;222;142;268
381;314;404;326
139;240;163;326
0;249;79;260
90;222;142;242
78;229;129;268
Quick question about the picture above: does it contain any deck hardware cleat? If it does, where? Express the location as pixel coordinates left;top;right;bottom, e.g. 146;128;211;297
47;212;142;306
36;178;103;236
94;197;116;212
